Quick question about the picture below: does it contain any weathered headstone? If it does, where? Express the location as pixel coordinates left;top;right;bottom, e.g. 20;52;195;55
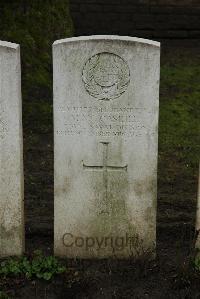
196;162;200;250
53;36;160;258
0;41;24;256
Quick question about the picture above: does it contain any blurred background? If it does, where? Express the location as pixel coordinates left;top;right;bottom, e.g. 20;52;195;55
70;0;200;38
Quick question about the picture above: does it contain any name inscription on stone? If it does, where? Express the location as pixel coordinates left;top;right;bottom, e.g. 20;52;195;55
56;106;155;138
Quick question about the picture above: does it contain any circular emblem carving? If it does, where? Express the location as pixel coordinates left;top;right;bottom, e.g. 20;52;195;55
82;52;130;100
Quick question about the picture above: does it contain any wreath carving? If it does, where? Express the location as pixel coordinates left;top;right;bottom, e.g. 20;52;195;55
82;52;130;100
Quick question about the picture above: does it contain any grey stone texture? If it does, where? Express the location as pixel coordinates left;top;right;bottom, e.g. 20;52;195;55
53;36;160;258
0;41;24;257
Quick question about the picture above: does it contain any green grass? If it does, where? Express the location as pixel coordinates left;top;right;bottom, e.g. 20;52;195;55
159;54;199;185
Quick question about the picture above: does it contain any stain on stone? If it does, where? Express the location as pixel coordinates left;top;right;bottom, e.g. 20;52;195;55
133;176;156;199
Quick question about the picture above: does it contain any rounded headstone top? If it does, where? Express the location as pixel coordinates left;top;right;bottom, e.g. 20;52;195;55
0;40;19;50
53;35;160;48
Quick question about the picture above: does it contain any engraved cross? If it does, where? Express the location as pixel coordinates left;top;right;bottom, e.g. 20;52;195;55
83;142;127;209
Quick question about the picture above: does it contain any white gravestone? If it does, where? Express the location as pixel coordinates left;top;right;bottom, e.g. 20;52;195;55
53;36;160;258
0;41;24;256
196;162;200;250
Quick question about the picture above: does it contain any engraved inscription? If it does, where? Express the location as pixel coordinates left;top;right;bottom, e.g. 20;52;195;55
83;142;127;214
56;106;155;138
82;52;130;101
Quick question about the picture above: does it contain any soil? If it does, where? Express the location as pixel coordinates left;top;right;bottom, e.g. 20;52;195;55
1;40;200;299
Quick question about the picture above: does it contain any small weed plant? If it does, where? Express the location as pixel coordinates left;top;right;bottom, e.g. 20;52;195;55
0;250;66;281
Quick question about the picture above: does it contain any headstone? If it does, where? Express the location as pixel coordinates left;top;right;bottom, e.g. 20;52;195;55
196;162;200;250
53;36;160;258
0;41;24;256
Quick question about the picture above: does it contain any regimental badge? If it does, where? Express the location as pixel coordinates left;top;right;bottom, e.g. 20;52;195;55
82;52;130;101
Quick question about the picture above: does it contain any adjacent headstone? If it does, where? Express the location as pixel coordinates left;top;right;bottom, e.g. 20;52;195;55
53;36;160;258
195;162;200;250
0;41;24;256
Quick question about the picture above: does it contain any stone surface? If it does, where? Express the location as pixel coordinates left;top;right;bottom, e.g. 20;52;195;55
196;162;200;250
0;41;24;257
53;36;160;258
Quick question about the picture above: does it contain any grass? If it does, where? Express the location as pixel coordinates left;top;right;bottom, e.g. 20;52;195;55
158;50;199;189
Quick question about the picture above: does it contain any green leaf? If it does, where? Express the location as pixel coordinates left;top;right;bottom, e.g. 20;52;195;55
43;272;53;281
